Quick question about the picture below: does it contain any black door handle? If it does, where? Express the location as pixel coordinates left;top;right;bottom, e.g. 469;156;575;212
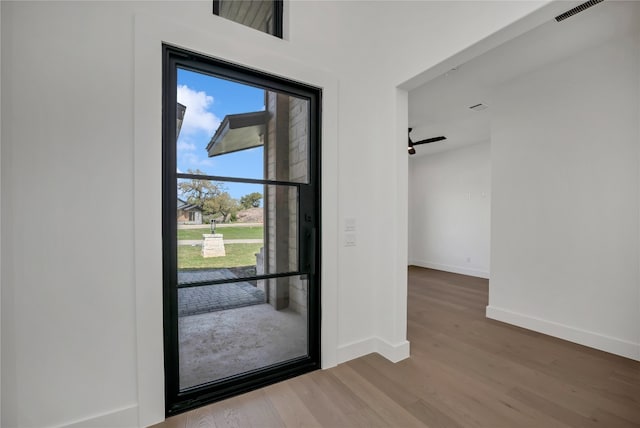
306;227;316;276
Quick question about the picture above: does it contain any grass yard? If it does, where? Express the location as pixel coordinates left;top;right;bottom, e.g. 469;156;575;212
177;225;263;240
178;243;262;269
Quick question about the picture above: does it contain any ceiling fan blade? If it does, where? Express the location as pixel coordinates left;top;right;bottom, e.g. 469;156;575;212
408;128;444;155
413;136;447;146
408;128;415;154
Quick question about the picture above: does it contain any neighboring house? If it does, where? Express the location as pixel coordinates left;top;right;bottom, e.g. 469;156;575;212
177;198;202;224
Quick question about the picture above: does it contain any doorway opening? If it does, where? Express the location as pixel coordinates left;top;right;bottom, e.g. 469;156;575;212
162;45;321;416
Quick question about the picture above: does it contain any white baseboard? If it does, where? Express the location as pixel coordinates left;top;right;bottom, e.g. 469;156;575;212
409;260;489;279
337;337;378;363
376;338;411;362
59;405;138;428
486;306;640;362
337;337;411;364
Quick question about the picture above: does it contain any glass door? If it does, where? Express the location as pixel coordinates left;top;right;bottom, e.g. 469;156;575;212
162;46;321;416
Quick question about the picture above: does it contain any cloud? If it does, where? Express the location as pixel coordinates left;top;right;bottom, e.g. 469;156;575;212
177;85;221;135
177;138;215;169
181;152;214;168
177;140;196;152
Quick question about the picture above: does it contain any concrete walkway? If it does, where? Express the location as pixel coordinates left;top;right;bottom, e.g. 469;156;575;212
179;304;306;389
178;223;263;229
178;239;263;246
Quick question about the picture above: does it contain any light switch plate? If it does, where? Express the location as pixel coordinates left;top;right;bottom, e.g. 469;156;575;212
345;218;356;232
345;233;356;246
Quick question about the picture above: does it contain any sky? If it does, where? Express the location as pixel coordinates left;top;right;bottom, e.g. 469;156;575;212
176;68;265;200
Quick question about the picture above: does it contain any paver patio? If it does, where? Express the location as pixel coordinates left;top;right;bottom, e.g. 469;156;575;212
177;268;265;316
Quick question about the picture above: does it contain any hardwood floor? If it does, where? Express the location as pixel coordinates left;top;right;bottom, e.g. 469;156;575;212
154;266;640;427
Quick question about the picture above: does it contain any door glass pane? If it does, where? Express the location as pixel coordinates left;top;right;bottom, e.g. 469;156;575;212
176;68;309;183
177;180;298;284
179;276;309;389
165;47;320;412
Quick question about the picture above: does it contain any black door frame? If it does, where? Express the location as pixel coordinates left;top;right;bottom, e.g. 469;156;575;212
162;45;321;416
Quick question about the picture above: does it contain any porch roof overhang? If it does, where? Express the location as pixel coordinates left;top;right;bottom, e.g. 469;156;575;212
206;110;269;157
176;103;186;139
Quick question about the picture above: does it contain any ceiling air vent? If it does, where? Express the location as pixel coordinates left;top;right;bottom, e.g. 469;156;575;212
555;0;604;22
469;103;488;111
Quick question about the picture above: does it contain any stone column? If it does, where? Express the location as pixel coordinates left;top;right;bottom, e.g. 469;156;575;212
201;234;225;257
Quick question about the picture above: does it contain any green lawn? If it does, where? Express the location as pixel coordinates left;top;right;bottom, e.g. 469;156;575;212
177;225;263;240
178;243;262;269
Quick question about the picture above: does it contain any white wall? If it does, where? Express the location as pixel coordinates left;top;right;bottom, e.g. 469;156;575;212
409;141;491;278
488;31;640;361
638;17;640;363
0;1;548;426
0;2;3;424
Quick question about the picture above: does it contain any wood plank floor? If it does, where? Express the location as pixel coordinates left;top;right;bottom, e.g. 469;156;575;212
154;266;640;427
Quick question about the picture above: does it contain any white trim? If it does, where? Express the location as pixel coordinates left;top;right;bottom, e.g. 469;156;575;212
376;338;411;363
134;14;339;426
392;88;410;353
410;260;490;279
58;405;138;428
320;76;340;371
336;337;410;364
336;338;378;364
486;306;640;362
637;28;640;372
133;16;166;427
0;1;3;422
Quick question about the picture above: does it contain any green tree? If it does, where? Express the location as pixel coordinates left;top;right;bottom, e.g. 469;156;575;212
239;192;262;209
177;169;223;208
179;170;238;222
203;191;239;223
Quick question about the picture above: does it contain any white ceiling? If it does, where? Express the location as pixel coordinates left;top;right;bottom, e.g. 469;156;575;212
408;0;640;157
